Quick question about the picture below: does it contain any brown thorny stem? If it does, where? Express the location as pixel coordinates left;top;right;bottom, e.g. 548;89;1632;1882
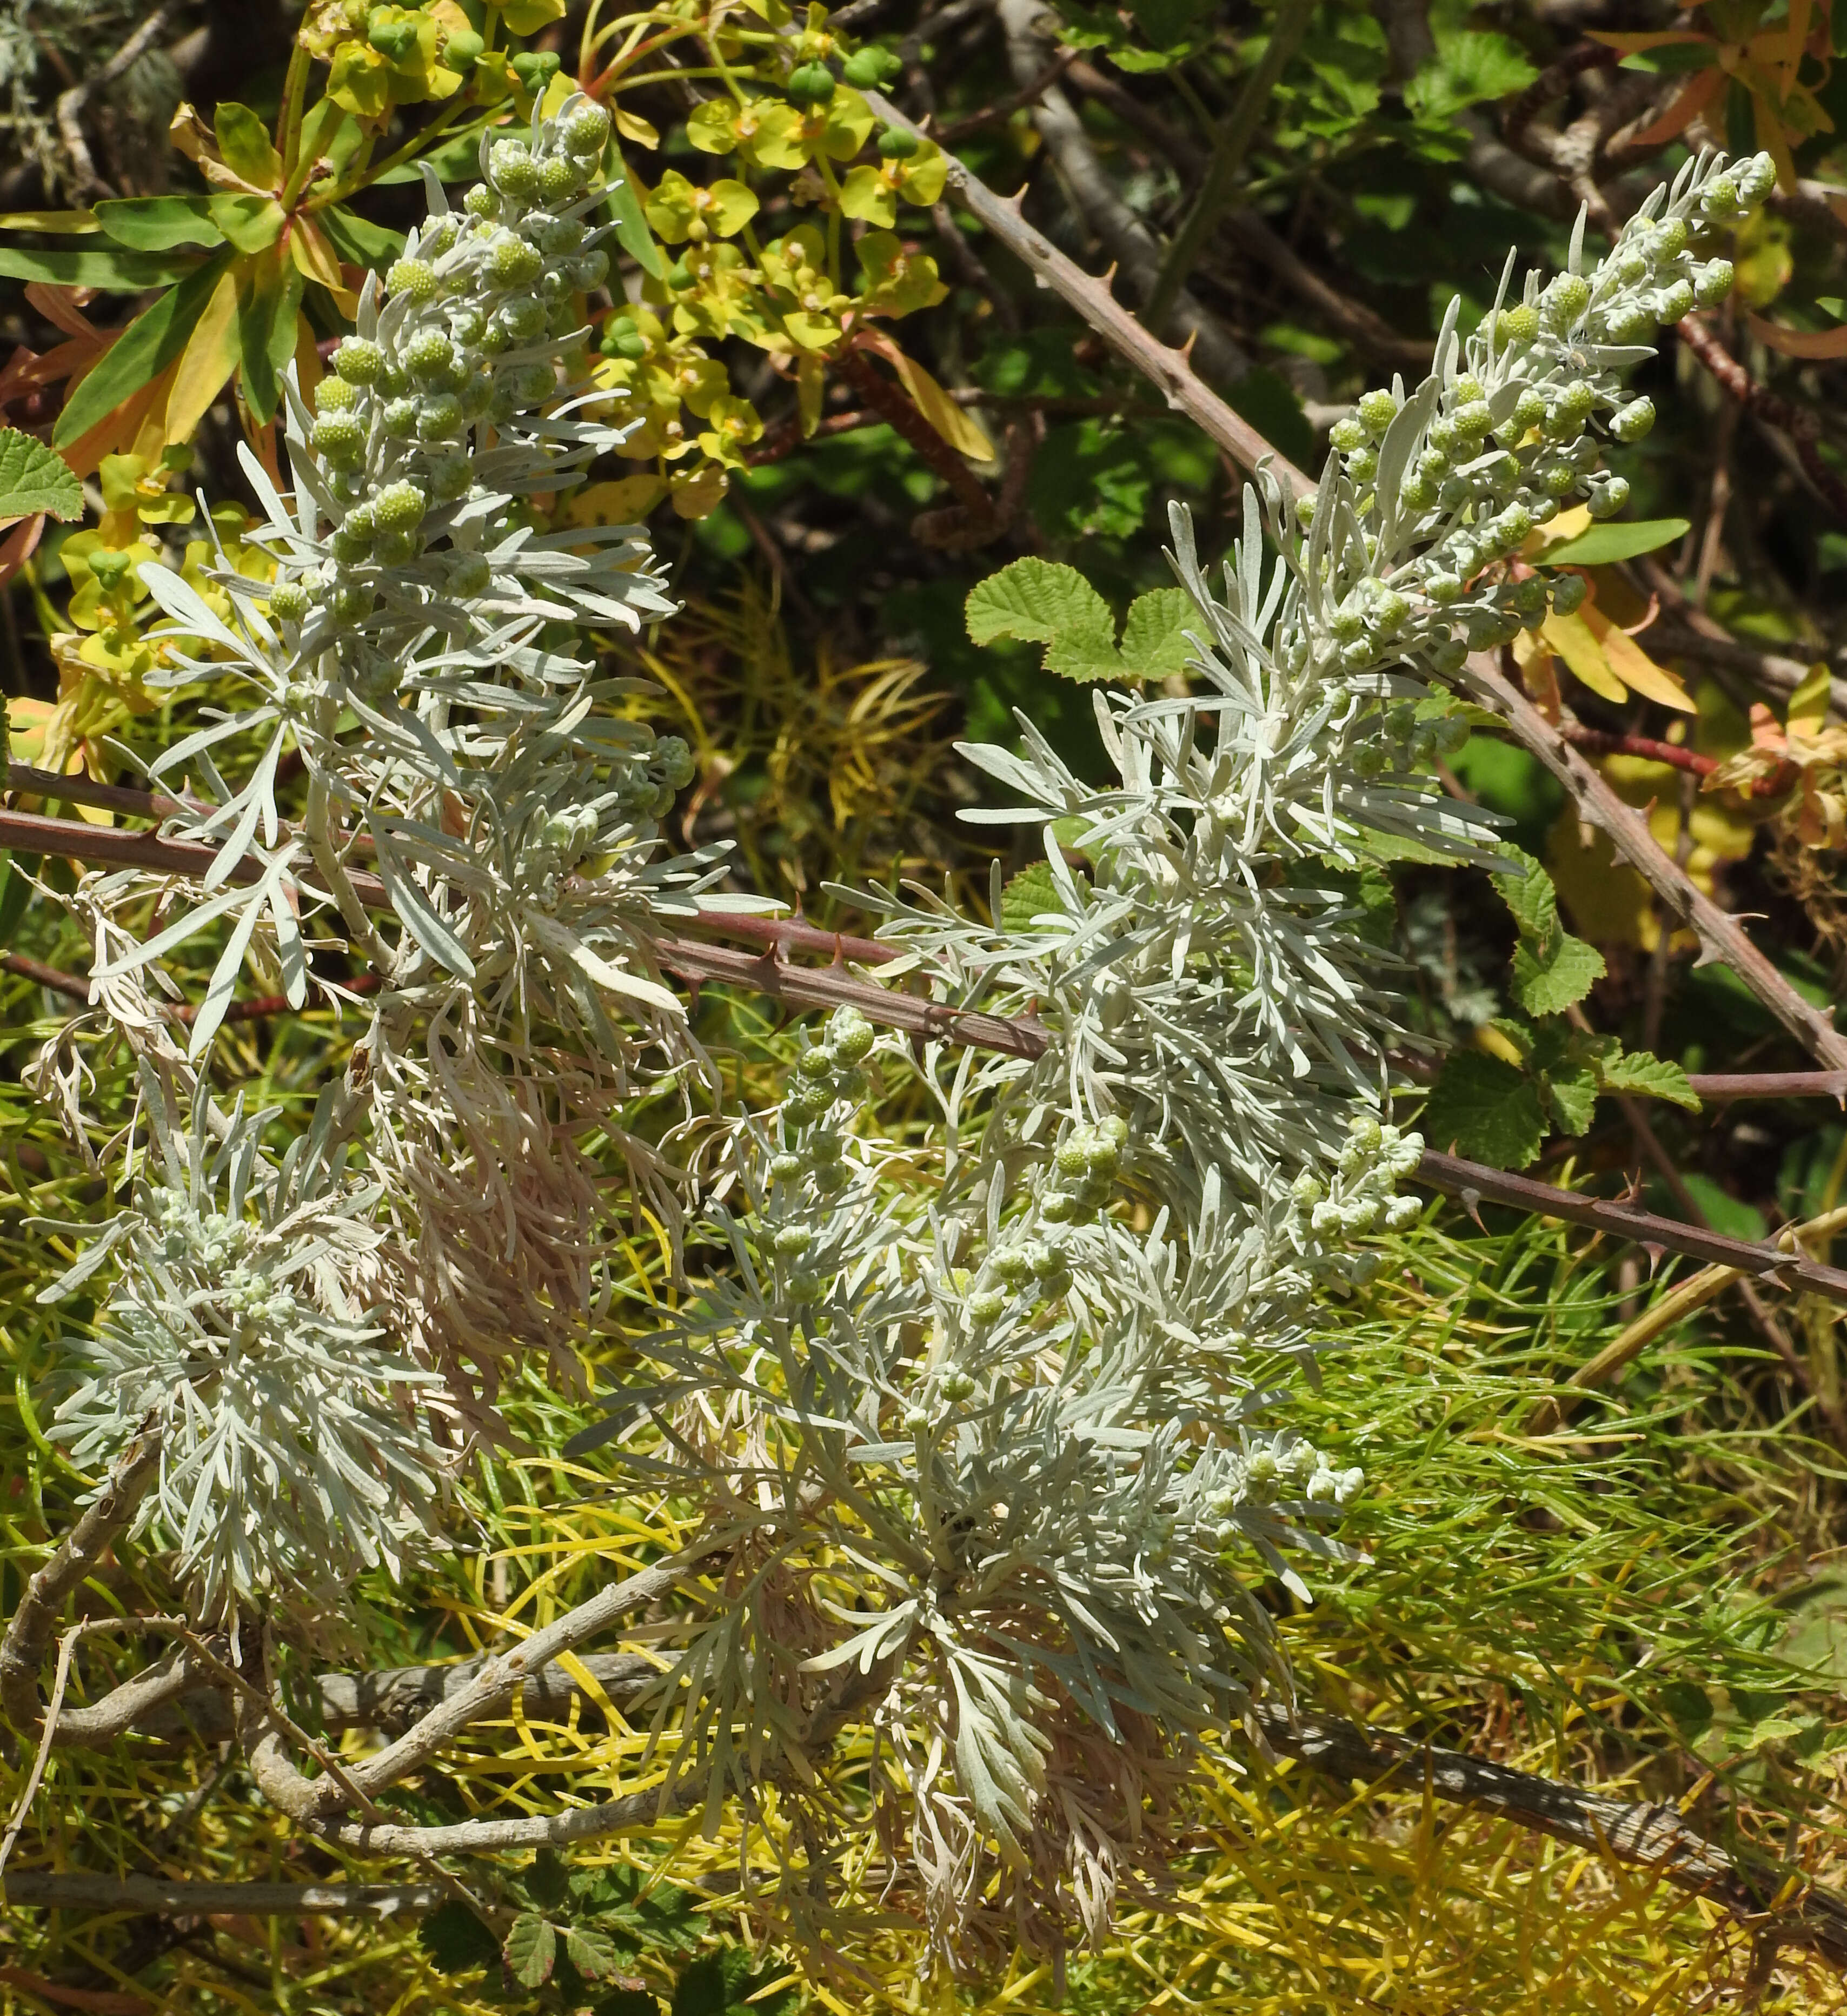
9;124;1847;1961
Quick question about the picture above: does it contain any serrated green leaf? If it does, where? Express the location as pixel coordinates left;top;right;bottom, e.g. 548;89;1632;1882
418;1899;501;1975
1119;587;1196;679
1543;517;1691;567
1492;845;1560;949
1597;1045;1701;1110
966;559;1114;651
527;1845;571;1911
0;428;81;521
1422;1051;1546;1168
1042;628;1126;682
504;1913;557;1988
999;861;1066;935
1540;1059;1600;1136
564;1922;630;1981
1513;933;1605;1017
94;195;223;251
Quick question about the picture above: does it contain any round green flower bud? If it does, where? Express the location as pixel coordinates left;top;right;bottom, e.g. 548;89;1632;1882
489;238;544;290
1538;457;1579;498
1652;216;1689;260
798;1044;837;1082
829;1007;875;1061
1372;589;1410;635
1054;1137;1091;1179
537;155;581;207
374;527;418;566
1543;381;1594;440
1695;259;1735;307
513;362;556;404
1399;472;1439;513
783;1082;831;1125
373;480;427;532
1357;388;1398;435
1737;151;1777;205
562;101;614;158
325;580;374;623
786;60;836;105
447;551;491;596
653;734;696;790
1700;175;1740;218
571;248;610;290
1294;495;1318;530
1587;475;1630;519
463;184;496;218
877;124;921;159
1346;447;1379;484
1508;574;1548;615
1655;277;1695;324
785;1270;822;1304
1329;417;1367;455
967;1289;1005;1326
1495;502;1534;548
310;411;366;466
1040;1190;1076;1223
417;394;463;440
992;1249;1034;1289
314;374;357;413
1548;571;1587;615
457;374;494;422
1328;606;1366;645
1453;399;1493;439
808;1131;843;1166
1427;634;1469;674
535;215;586;256
1424;571;1463;605
834;1066;867;1104
406;328;457;383
1496;303;1540;346
386;256;440;303
1541;271;1591;329
1611;396;1655;443
490;138;543;202
773;1224;814;1258
770;1151;804;1182
268;579;309;622
329;522;373;564
331;336;386;387
499;296;548;342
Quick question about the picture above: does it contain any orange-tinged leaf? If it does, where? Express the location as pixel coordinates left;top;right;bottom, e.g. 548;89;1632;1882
1539;609;1629;706
162;264;241;445
1746;310;1847;357
1787;661;1832;737
59;367;169;479
1628;67;1725;150
1582;603;1696;712
1586;29;1713;51
859;335;994;462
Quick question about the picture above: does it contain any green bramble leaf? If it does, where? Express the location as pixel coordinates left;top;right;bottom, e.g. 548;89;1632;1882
968;559;1176;684
504;1913;557;1988
1512;933;1606;1017
1543;517;1691;566
563;1922;631;1981
1404;29;1537;123
1422;1051;1546;1168
0;428;82;521
418;1900;500;1974
1598;1045;1702;1110
1120;588;1197;680
1492;846;1561;949
1539;1057;1601;1136
1000;861;1079;935
526;1845;570;1911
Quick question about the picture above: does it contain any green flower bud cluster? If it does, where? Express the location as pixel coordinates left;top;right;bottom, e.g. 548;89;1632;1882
781;1005;876;1130
290;92;620;646
1284;1111;1423;1258
1039;1115;1127;1224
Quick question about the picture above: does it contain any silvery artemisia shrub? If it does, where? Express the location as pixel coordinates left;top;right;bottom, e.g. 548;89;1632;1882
39;1075;449;1623
30;124;1773;1967
580;151;1772;1965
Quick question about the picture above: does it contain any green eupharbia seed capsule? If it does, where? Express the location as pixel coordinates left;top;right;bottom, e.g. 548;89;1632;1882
443;25;484;68
666;260;696;291
1611;396;1655;443
602;317;649;360
510;50;562;90
1549;572;1587;615
878;124;921;158
386;257;440;302
786;60;837;105
369;13;420;62
843;47;901;87
268;579;309;622
1357;388;1398;434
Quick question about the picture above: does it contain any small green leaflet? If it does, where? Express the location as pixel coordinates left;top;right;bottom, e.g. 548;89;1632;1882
503;1913;558;1988
966;559;1195;683
1421;1050;1545;1169
1543;517;1690;567
1512;933;1605;1017
0;428;82;521
1598;1046;1700;1110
